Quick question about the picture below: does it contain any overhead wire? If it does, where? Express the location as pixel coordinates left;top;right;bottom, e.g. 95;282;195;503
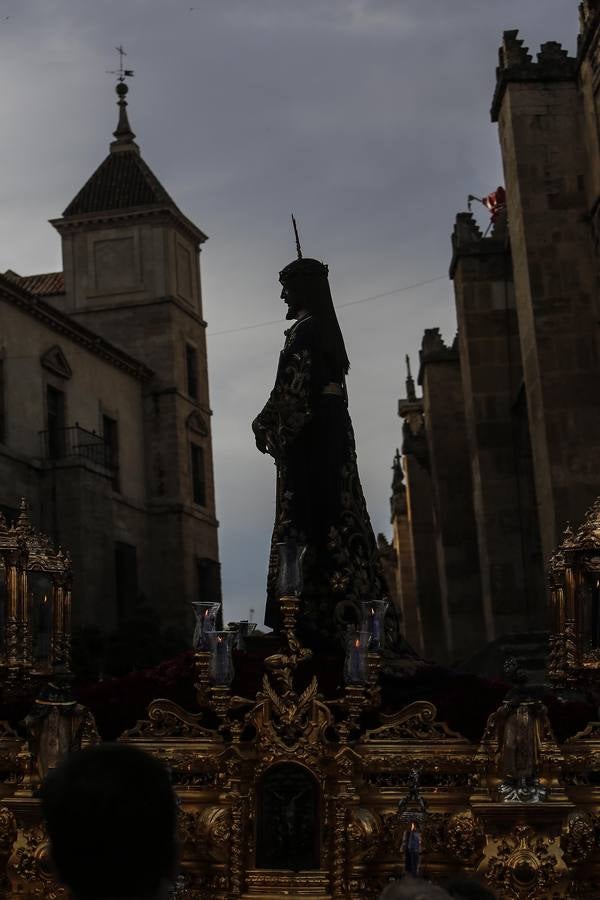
207;274;447;337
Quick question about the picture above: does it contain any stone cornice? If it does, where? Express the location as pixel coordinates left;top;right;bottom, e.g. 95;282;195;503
398;397;424;419
50;204;207;246
147;499;219;528
150;386;213;417
67;294;207;328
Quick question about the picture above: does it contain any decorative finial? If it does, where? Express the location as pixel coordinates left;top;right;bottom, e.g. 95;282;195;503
405;354;416;402
391;449;404;504
16;497;32;532
291;214;303;260
107;46;137;151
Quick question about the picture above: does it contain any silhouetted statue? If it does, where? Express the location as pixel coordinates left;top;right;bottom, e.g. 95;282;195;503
252;237;399;648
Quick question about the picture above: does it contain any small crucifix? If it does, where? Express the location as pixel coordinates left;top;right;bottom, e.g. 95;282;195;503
106;45;134;83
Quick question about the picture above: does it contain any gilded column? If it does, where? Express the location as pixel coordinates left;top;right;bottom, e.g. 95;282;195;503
51;579;65;671
51;576;71;670
331;799;347;898
17;564;31;668
4;551;19;669
229;788;245;897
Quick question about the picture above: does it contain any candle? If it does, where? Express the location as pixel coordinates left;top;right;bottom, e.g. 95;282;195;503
370;607;380;645
208;631;235;685
362;599;388;651
350;638;361;682
215;635;227;682
191;602;220;650
39;594;49;664
344;630;369;684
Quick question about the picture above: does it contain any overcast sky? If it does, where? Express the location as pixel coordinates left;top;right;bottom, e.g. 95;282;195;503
0;1;577;626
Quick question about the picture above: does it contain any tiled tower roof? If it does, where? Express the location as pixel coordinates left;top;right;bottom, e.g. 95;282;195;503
62;150;176;216
60;78;200;238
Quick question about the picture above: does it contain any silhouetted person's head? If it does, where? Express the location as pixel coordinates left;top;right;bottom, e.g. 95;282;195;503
444;878;497;900
380;876;451;900
41;743;177;900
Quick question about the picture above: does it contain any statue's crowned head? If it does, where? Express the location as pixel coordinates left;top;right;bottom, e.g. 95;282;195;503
279;256;329;284
278;218;350;374
279;257;329;320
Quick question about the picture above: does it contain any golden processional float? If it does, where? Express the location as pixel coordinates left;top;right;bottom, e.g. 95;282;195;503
4;499;600;898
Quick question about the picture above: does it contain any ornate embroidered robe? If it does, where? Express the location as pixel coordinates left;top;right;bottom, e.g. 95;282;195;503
253;314;396;649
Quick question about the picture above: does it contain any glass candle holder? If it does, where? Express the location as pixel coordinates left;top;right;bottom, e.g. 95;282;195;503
191;601;221;651
277;538;306;597
343;629;370;685
208;631;235;685
361;599;389;652
227;619;257;651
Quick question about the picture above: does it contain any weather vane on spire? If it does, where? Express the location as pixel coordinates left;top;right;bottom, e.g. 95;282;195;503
107;46;137;148
106;45;134;83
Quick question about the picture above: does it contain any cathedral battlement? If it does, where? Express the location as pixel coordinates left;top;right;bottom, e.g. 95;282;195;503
449;211;508;278
418;327;457;370
491;31;576;122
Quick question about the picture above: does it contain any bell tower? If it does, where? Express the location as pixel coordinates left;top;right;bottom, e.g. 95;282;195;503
50;69;220;630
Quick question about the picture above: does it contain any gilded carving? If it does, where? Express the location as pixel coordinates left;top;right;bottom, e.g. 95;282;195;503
229;792;245;898
124;699;218;739
362;701;468;742
7;824;66;898
483;825;564;900
422;813;448;856
156;749;217;787
258;672;319;745
561;811;595;866
0;807;17;889
176;810;207;858
199;806;231;863
446;811;485;865
565;721;600;742
347;807;380;864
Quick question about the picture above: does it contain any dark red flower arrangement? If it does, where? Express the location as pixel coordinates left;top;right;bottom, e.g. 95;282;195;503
0;646;595;744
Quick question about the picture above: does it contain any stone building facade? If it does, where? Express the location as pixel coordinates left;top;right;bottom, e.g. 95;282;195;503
388;5;600;665
0;82;220;641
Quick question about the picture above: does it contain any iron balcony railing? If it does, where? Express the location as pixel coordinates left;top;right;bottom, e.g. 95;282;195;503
39;423;119;474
